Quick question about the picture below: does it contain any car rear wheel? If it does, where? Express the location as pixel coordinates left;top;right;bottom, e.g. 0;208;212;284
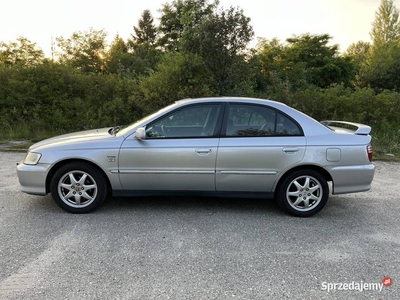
50;162;107;213
277;169;329;217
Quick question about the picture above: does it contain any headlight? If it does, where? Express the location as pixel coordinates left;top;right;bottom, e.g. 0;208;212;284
23;152;42;165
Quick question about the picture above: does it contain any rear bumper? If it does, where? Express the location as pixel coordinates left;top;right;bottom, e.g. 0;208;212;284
16;162;51;195
325;164;375;194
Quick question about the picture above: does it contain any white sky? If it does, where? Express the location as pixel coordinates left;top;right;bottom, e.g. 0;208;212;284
1;0;397;56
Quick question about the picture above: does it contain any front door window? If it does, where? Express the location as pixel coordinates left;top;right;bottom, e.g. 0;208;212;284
146;104;221;138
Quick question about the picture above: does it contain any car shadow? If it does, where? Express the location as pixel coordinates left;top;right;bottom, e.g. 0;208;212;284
98;195;283;216
25;193;368;223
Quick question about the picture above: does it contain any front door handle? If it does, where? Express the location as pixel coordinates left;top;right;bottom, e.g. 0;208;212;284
196;148;212;156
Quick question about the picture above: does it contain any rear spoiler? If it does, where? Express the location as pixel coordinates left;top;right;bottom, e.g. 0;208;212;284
321;121;371;135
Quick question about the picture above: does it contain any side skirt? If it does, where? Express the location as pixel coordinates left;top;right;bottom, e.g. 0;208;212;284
112;190;275;199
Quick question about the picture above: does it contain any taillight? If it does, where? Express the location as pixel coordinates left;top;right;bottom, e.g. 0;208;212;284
367;144;373;162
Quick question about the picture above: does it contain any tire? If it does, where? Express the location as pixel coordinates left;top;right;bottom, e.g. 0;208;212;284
50;162;108;213
277;169;329;217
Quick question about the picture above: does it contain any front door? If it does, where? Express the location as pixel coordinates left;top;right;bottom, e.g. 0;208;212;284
118;103;223;191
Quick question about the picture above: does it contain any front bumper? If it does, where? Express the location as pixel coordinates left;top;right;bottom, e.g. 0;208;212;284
325;164;375;195
16;162;52;195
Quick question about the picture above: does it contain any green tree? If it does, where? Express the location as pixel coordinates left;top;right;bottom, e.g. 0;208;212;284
180;6;254;95
344;41;371;86
132;10;157;46
106;34;161;78
105;35;130;75
371;0;400;46
138;52;215;110
56;28;108;73
285;34;354;88
128;43;162;75
345;41;371;66
360;0;400;90
257;34;354;91
0;37;44;67
158;0;218;50
256;38;287;92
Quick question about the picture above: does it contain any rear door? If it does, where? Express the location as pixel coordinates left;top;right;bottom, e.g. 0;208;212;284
216;103;306;192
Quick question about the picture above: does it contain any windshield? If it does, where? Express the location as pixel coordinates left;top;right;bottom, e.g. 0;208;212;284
116;103;178;137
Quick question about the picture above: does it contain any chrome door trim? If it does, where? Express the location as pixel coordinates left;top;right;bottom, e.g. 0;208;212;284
119;170;215;174
219;170;278;175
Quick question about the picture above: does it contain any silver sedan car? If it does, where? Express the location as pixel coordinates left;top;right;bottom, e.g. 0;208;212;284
17;97;375;217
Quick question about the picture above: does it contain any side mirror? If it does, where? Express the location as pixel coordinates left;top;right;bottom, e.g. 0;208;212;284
135;127;146;140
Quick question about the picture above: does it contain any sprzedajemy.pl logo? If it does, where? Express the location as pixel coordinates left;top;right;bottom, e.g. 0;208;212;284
321;276;392;293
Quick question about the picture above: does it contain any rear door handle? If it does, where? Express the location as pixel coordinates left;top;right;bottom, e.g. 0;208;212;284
283;147;299;154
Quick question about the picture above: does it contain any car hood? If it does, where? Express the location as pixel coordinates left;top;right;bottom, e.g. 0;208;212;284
29;127;114;151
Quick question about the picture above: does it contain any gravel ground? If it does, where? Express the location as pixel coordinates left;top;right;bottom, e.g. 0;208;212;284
0;152;399;299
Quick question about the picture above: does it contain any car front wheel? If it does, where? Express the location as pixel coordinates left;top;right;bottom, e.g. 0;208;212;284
277;169;329;217
50;162;107;213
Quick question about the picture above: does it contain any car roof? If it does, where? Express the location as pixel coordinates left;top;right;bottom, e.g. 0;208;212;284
175;97;289;108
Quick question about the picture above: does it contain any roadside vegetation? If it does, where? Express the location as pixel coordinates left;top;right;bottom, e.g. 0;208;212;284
0;0;399;158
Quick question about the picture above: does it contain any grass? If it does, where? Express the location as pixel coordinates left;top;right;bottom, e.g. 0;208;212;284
373;155;400;162
0;123;52;152
0;141;34;152
370;125;400;161
1;123;56;142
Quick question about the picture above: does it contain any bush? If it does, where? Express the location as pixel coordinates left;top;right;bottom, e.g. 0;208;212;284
1;60;399;159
